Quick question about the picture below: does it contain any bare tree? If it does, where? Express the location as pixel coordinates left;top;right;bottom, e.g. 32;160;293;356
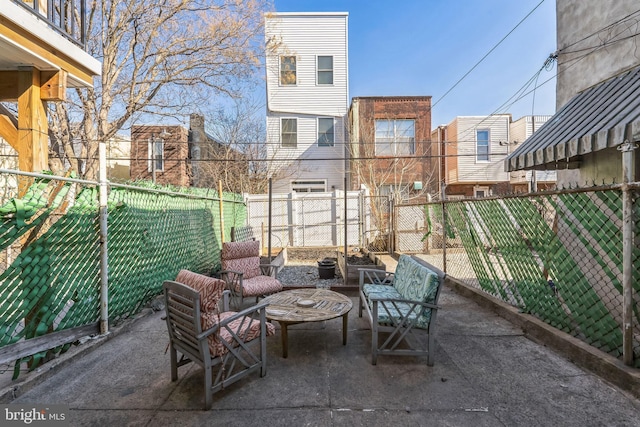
194;94;307;194
348;99;439;251
193;97;269;193
48;0;272;180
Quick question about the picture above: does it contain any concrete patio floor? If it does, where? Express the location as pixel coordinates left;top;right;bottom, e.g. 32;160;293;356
4;282;640;426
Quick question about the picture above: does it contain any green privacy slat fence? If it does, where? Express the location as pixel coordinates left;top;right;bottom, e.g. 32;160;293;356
0;175;246;377
416;186;639;367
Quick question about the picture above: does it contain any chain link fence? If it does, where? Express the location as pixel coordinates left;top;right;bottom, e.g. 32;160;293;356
0;170;245;378
396;184;640;368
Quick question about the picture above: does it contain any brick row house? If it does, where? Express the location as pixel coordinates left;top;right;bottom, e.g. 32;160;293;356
130;125;191;187
130;114;246;189
348;96;436;199
127;11;555;200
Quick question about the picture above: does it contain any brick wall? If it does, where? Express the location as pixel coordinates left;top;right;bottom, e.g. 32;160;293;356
350;96;436;196
130;125;190;186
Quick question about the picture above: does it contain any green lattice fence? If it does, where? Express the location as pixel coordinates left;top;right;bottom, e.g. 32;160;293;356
410;186;640;368
0;174;246;377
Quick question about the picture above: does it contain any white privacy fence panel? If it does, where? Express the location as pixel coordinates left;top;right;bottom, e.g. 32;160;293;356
245;190;379;248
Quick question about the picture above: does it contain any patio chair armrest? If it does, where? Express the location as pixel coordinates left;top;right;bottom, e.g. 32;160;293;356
358;269;394;289
197;300;269;340
221;289;231;312
219;270;244;297
219;269;244;278
369;295;437;308
260;263;278;278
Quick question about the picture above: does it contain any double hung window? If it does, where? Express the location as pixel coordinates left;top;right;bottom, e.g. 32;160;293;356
318;118;334;146
317;56;333;85
476;129;490;161
281;118;297;147
374;119;415;156
148;138;164;171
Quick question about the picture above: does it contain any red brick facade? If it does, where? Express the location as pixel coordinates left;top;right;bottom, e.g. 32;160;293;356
130;125;190;186
349;96;436;198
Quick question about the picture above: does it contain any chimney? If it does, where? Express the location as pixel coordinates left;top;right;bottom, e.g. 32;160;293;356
189;113;205;186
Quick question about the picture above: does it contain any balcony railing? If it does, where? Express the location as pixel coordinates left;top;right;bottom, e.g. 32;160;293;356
13;0;86;48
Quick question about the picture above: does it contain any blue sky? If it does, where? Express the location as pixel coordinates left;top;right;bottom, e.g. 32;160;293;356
273;0;557;127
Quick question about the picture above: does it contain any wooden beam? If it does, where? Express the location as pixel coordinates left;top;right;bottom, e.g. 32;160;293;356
0;114;18;149
0;16;97;87
0;71;19;101
17;67;48;194
0;70;68;101
0;323;100;365
40;70;67;101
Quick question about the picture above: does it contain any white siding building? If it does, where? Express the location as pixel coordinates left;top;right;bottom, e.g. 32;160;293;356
437;115;512;198
509;115;556;191
264;12;349;193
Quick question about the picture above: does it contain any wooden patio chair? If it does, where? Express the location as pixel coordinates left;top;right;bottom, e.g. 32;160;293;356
219;240;283;309
163;273;275;410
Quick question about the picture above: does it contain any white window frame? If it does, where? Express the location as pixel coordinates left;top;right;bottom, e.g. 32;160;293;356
280;55;297;86
147;138;164;172
374;119;415;156
476;129;490;162
317;117;335;147
316;55;333;85
291;180;326;192
281;118;297;148
474;186;490;198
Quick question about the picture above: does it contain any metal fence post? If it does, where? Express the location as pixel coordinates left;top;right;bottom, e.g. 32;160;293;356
441;183;447;274
218;180;225;243
619;140;637;366
98;142;109;334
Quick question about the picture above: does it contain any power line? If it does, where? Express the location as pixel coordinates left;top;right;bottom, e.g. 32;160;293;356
431;0;546;111
557;8;640;53
0;152;519;163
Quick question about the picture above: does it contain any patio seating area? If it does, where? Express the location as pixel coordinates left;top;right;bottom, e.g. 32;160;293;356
5;282;640;425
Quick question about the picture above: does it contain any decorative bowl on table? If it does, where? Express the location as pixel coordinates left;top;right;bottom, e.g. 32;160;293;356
296;299;316;308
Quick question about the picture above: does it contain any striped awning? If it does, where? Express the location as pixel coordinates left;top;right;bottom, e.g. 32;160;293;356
505;66;640;172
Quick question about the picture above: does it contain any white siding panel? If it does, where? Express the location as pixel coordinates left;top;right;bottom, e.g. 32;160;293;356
266;113;346;191
265;14;348;116
265;13;348;192
455;116;511;184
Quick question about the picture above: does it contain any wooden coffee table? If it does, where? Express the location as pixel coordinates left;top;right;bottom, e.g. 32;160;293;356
262;288;353;358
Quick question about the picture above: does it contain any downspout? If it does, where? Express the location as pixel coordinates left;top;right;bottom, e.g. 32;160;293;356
531;116;537;192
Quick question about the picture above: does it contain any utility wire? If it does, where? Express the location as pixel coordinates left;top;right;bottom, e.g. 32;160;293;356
557;8;640;53
430;0;546;111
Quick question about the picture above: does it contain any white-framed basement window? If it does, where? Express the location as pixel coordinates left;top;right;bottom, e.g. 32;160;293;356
474;186;490;198
291;180;326;192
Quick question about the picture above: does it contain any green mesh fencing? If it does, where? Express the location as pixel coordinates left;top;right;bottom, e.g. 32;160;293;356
0;175;246;377
405;187;639;368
